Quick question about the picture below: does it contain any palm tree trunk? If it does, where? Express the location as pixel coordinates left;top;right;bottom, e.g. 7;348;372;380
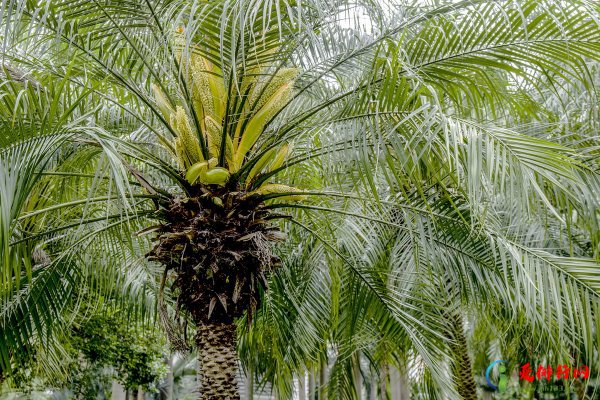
298;370;306;400
195;322;240;399
165;355;174;400
353;354;362;399
389;366;410;400
368;377;376;400
319;361;327;399
379;364;389;400
309;369;316;400
447;313;478;400
244;364;253;400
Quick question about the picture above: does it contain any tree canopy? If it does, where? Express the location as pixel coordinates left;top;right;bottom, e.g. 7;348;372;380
0;0;599;398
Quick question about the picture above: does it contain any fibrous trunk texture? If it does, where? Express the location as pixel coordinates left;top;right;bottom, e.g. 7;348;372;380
147;187;284;400
148;190;281;324
196;322;240;399
447;313;478;400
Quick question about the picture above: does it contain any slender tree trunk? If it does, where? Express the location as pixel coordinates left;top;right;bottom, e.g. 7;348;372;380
389;366;410;400
195;322;240;399
245;364;254;400
379;364;389;400
353;355;362;399
447;313;478;400
309;369;316;400
319;361;327;400
398;368;410;400
165;354;174;400
298;370;306;400
390;367;399;400
368;374;376;400
390;365;411;400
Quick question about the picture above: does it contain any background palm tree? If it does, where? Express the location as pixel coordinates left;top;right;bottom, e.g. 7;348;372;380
1;0;600;398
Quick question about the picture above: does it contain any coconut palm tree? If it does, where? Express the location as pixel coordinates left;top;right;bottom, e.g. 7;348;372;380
1;0;600;398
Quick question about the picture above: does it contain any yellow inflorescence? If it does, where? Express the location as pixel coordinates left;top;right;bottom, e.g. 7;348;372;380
151;37;301;198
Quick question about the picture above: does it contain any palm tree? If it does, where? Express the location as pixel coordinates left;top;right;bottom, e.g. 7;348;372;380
1;0;600;398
